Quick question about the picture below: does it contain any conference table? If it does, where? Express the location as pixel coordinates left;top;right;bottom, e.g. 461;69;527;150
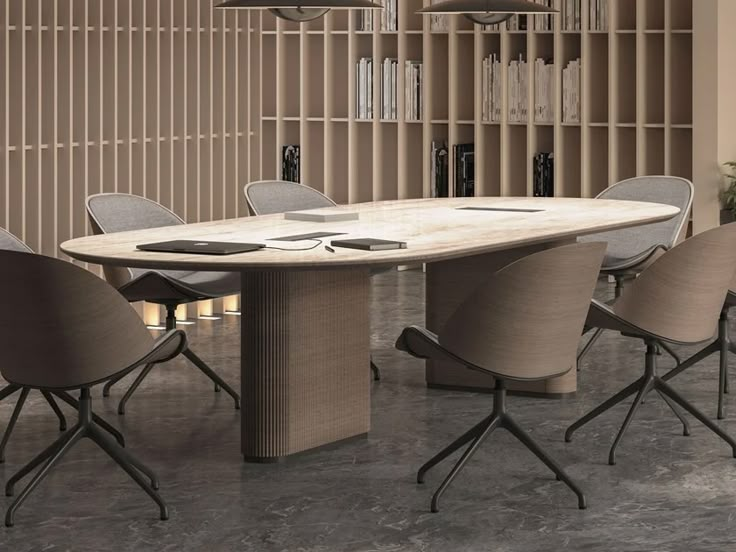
61;197;679;462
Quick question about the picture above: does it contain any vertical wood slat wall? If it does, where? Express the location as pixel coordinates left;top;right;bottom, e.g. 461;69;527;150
0;0;252;320
256;0;695;219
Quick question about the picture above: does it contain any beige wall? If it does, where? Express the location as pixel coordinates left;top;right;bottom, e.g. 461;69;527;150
0;0;253;259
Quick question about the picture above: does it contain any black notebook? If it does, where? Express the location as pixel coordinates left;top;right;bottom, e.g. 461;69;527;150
330;238;407;251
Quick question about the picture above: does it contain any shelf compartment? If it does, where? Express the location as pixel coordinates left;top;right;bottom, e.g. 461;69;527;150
281;34;301;118
615;33;636;124
479;125;501;197
670;0;693;31
588;33;609;124
306;34;325;119
644;0;665;31
644;34;665;125
262;34;277;118
505;125;528;197
616;127;637;181
304;122;325;191
561;127;581;197
377;125;398;200
328;121;350;204
402;124;424;199
351;123;373;203
429;34;449;121
330;34;350;119
616;0;637;31
455;34;475;121
588;127;610;197
402;0;424;32
644;128;665;175
261;120;278;180
670;128;692;180
670;33;692;126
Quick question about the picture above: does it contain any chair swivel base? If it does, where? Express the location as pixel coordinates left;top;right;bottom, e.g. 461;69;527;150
4;388;166;527
370;360;381;382
418;381;586;513
566;341;736;466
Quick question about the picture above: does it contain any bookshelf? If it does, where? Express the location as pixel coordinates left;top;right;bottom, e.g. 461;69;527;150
253;0;695;214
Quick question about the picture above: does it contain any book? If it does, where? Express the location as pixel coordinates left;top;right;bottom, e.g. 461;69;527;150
431;140;449;198
281;145;300;183
331;238;406;251
453;143;475;198
533;152;555;197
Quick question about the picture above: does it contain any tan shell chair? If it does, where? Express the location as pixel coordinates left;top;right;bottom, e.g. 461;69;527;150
659;277;736;420
566;223;736;466
243;180;382;381
395;242;607;513
0;250;188;526
86;193;240;415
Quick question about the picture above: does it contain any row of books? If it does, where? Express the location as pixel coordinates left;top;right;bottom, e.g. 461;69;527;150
589;0;609;31
561;0;582;31
481;54;503;123
381;58;399;120
562;58;582;123
356;57;374;120
508;55;530;123
533;152;554;197
430;141;475;198
532;1;555;31
405;60;424;122
534;58;555;124
281;145;300;183
356;0;397;32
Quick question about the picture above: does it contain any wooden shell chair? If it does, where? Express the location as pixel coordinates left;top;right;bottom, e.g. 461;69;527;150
566;223;736;466
0;229;125;463
396;242;607;513
0;250;188;526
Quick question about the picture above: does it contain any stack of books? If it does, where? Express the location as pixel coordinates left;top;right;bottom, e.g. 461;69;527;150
533;0;555;31
562;0;582;31
381;58;398;120
508;55;529;124
481;53;502;123
281;145;300;183
405;60;423;121
379;0;398;31
428;0;449;32
534;58;555;124
533;152;554;197
562;58;581;124
356;57;374;120
357;9;375;32
431;140;449;198
454;144;475;198
589;0;609;31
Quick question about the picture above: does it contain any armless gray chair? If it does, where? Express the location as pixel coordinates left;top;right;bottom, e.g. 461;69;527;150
566;223;736;466
0;250;187;526
396;242;607;513
243;180;382;381
86;194;240;414
577;176;694;367
657;281;736;420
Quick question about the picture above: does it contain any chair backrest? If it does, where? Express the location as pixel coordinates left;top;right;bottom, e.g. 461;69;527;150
86;193;186;288
581;176;694;260
0;228;33;253
0;250;155;390
614;223;736;344
439;242;607;381
243;180;336;216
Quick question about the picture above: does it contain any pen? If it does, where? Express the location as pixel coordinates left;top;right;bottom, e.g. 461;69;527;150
325;245;335;254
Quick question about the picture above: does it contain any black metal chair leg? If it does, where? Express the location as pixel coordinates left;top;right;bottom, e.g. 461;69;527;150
501;415;586;509
0;384;20;402
565;377;644;442
370;360;381;382
0;388;30;464
430;416;500;513
655;390;691;436
182;349;240;410
417;415;493;484
719;331;729;420
41;391;67;431
88;425;168;521
655;379;736;457
52;391;125;448
608;378;653;466
661;341;719;382
88;425;159;490
117;363;154;415
658;341;681;366
577;328;605;369
102;368;133;397
5;425;85;527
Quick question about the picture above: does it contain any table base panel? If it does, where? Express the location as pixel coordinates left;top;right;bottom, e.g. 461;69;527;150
241;270;371;461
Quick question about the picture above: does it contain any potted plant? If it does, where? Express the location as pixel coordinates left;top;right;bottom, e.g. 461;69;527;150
721;162;736;225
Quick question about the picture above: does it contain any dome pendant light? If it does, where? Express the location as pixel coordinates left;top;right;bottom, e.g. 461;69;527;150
417;0;558;26
216;0;383;23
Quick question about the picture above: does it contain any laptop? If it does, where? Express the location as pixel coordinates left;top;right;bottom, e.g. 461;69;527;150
137;240;265;256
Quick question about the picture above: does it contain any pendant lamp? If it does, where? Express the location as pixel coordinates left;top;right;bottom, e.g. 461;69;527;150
417;0;558;26
216;0;382;23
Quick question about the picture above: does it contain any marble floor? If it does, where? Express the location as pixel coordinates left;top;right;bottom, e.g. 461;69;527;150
1;270;736;551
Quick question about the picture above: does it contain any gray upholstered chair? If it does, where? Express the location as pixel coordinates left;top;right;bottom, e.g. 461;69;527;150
396;242;607;513
243;180;382;381
86;194;240;414
659;281;736;420
0;250;187;526
566;224;736;466
577;176;694;367
0;229;123;463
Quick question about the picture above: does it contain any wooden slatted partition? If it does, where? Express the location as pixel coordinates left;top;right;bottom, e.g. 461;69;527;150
0;0;251;317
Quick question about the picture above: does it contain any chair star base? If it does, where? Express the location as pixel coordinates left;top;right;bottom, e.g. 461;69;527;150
4;388;167;527
418;381;587;513
566;341;736;466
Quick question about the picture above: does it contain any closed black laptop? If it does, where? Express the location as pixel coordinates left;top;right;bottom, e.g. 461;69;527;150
137;240;265;255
